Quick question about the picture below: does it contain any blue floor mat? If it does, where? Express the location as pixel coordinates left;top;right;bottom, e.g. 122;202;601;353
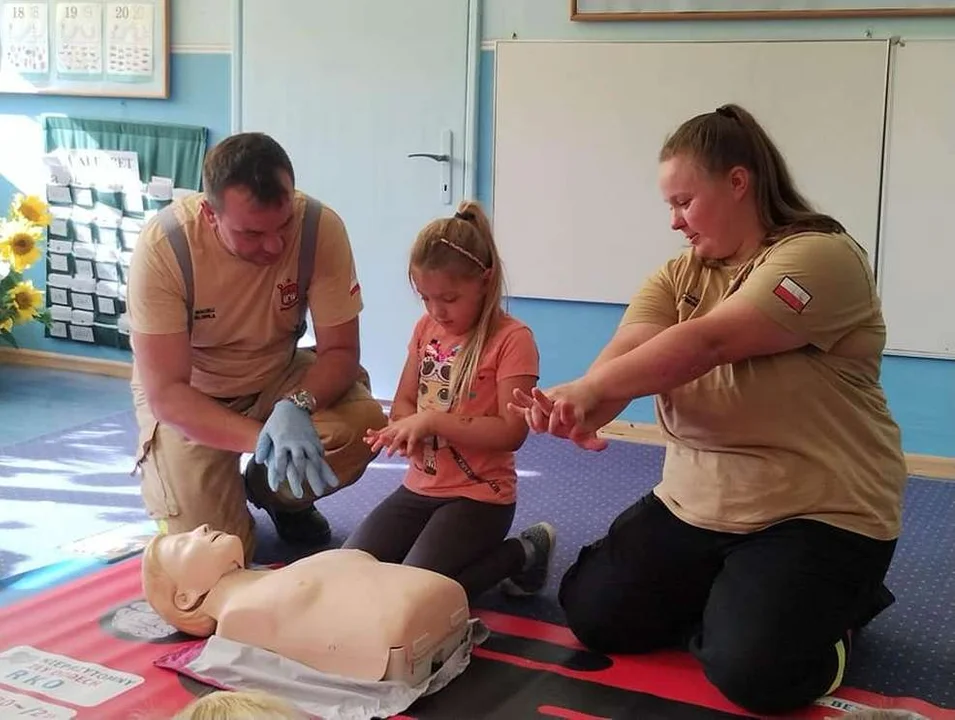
0;409;952;708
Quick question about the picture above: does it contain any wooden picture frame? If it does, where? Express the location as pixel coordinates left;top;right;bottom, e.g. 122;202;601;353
570;0;955;22
0;0;170;98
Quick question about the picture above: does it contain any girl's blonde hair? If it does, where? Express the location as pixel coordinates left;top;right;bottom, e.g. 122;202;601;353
172;690;307;720
409;199;504;406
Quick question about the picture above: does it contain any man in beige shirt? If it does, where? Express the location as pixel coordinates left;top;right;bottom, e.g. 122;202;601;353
127;132;386;561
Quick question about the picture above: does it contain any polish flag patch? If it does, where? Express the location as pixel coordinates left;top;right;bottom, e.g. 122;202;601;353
773;276;812;313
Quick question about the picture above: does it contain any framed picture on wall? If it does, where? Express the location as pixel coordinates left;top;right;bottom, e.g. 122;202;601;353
570;0;955;21
0;0;170;98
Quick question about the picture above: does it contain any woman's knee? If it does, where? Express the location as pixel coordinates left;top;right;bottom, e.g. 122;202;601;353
699;644;841;716
558;543;673;655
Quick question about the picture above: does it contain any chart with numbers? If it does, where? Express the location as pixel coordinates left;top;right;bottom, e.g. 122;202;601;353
106;3;152;77
0;0;168;97
55;2;103;74
1;2;49;74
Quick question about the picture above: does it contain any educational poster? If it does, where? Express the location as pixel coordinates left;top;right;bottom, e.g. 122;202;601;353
54;2;102;76
0;0;168;97
105;3;153;80
572;0;955;19
0;2;49;76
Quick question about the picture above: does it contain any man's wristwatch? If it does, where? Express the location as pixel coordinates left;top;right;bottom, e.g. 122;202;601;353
285;388;317;414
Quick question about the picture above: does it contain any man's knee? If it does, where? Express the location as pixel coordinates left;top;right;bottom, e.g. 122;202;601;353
134;419;254;561
317;393;387;488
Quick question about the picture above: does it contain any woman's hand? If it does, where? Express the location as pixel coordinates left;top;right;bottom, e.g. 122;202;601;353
508;382;608;452
364;411;434;458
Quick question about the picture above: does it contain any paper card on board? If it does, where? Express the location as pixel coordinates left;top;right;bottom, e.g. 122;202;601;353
0;646;144;707
0;687;76;718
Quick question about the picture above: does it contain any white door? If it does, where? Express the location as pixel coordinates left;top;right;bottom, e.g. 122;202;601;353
240;0;473;399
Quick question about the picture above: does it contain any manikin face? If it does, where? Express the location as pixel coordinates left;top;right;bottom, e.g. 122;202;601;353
658;155;751;263
412;267;487;337
157;525;245;611
200;173;296;266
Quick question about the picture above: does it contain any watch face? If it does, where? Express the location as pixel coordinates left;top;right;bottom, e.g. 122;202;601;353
290;389;316;411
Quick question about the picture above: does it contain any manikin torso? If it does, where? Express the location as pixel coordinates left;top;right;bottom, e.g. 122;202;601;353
204;548;470;681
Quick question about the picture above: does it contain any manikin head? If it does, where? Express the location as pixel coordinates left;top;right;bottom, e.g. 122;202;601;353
658;103;844;265
141;525;245;637
199;132;297;267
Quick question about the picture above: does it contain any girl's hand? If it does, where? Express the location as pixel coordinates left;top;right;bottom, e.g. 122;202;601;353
364;412;434;458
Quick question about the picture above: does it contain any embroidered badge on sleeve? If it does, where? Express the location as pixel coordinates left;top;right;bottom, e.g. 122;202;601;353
773;276;812;313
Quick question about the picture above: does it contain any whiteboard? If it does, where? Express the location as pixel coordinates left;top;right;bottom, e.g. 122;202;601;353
878;40;955;358
492;40;889;305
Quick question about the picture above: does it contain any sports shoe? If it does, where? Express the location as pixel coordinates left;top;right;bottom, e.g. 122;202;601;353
268;506;332;546
501;522;556;596
242;460;332;547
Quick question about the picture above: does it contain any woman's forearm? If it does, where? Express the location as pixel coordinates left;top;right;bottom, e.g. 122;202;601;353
587;321;720;404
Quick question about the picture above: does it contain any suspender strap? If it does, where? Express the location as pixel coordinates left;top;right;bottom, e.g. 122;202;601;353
157;205;195;335
159;197;323;338
297;198;323;334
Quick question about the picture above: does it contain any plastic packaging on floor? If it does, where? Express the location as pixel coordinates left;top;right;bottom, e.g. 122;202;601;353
155;618;489;720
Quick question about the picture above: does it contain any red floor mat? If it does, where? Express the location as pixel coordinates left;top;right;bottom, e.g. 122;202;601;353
0;557;950;719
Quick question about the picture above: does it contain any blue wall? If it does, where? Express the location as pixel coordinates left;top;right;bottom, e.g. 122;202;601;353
0;52;231;363
0;9;951;459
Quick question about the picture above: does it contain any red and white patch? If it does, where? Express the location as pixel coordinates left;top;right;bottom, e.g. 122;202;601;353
773;276;812;313
349;282;361;296
277;281;299;310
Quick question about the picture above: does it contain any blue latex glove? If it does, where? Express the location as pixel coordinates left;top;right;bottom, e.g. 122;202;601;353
254;400;340;499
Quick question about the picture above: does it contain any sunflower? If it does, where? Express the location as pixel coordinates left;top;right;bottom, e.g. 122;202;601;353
8;280;43;323
10;194;52;227
0;316;12;334
0;220;43;272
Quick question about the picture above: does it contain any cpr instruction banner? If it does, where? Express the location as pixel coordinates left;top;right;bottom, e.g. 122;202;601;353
0;646;143;707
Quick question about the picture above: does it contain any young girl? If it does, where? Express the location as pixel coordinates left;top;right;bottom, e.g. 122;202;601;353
343;200;555;600
170;690;306;720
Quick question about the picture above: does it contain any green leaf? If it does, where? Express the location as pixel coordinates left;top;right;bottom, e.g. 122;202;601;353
0;329;18;349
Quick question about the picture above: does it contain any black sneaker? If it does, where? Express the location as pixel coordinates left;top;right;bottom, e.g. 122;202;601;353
852;583;896;631
501;522;556;597
269;506;331;546
242;460;332;547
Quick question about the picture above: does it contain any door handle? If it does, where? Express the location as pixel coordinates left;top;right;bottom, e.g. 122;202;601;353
408;130;453;205
407;152;450;162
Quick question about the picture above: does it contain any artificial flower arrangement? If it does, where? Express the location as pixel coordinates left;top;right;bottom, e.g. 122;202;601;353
0;194;52;348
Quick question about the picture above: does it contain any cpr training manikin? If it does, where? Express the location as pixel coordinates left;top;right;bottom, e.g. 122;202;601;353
142;525;484;717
